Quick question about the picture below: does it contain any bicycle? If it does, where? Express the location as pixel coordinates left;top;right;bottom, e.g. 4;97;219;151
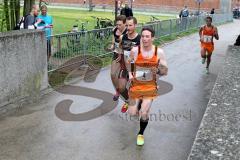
150;15;160;22
65;19;88;50
74;19;89;31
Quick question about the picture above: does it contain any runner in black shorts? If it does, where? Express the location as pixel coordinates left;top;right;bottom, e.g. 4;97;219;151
110;15;127;101
118;16;141;113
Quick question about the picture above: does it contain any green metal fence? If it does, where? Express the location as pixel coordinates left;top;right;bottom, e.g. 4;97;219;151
48;13;233;73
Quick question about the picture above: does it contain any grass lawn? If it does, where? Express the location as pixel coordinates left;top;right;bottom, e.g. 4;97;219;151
47;8;175;34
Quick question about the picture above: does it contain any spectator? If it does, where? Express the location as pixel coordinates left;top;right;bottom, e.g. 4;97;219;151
117;0;122;15
233;6;240;19
179;6;189;18
37;5;53;60
179;6;189;31
24;5;42;29
210;8;215;14
71;25;79;32
120;3;133;18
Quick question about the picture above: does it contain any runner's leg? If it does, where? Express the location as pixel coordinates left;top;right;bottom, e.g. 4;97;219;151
128;99;140;116
206;51;212;69
201;47;207;64
111;55;121;100
137;98;152;146
111;58;120;89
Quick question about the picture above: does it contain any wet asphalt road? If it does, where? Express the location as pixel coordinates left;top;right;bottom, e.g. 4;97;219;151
0;20;239;160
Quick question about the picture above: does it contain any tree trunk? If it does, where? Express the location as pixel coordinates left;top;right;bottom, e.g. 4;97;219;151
89;0;93;11
0;4;5;31
23;0;31;16
4;0;10;30
10;0;15;29
15;0;20;26
30;0;35;10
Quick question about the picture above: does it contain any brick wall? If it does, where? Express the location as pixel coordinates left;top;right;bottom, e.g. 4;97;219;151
232;0;240;7
51;0;221;10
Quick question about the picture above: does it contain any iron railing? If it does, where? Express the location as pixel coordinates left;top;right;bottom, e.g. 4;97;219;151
48;13;233;73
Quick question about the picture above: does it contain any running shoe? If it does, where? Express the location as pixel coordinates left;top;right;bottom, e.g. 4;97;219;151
113;92;120;101
121;102;129;113
206;68;209;74
137;134;144;146
202;58;206;64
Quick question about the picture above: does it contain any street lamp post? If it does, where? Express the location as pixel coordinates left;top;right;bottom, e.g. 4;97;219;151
196;0;204;15
130;0;135;9
198;2;200;14
89;0;92;11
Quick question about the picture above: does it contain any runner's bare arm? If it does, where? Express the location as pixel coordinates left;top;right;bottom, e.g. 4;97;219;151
128;47;138;79
199;26;204;41
110;27;116;50
214;27;219;40
157;48;168;76
118;35;124;53
115;35;124;62
110;35;115;50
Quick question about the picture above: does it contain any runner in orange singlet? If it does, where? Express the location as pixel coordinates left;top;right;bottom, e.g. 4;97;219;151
199;16;219;74
127;27;168;146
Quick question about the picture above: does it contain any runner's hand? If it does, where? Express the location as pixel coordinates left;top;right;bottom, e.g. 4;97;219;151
158;65;168;76
151;67;158;75
129;73;134;80
109;44;114;51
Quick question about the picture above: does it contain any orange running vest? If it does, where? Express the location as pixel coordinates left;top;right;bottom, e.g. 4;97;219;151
129;46;159;99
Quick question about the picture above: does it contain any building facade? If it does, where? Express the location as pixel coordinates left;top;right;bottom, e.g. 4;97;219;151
51;0;233;13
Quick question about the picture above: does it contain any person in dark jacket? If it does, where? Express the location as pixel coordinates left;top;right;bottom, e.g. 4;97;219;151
210;8;215;14
179;6;189;31
24;5;42;29
120;3;133;18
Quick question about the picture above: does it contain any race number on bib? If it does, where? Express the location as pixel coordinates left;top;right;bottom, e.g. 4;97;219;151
203;35;213;43
135;68;153;81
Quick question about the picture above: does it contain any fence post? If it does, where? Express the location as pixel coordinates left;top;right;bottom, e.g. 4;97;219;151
170;19;172;36
177;18;181;33
198;15;201;28
160;21;163;36
83;31;88;65
157;22;160;37
57;36;61;52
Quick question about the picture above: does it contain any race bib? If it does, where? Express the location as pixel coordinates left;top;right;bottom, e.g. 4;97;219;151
203;35;213;43
135;68;153;81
